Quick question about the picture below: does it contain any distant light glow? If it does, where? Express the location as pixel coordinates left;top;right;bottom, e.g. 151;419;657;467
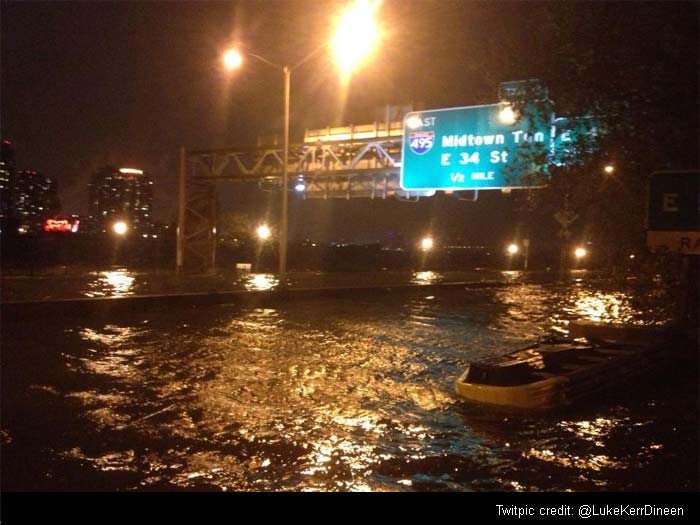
223;48;243;70
256;224;271;240
332;0;381;78
44;218;75;232
507;243;519;255
603;165;615;174
294;178;306;192
420;236;434;251
113;221;128;235
83;269;136;298
629;254;635;259
245;273;278;291
412;271;439;284
574;247;587;259
405;115;423;130
119;168;143;175
499;105;517;125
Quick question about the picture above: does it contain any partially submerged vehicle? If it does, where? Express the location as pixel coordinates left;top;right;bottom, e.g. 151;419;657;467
455;321;673;410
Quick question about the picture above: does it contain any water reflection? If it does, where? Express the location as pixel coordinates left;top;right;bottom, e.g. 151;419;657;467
492;284;553;342
2;281;695;492
568;290;637;323
524;447;625;472
500;270;523;281
411;271;441;285
244;273;279;291
83;269;135;297
558;417;623;447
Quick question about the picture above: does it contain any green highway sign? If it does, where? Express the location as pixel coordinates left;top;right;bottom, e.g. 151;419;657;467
647;170;700;254
400;103;551;191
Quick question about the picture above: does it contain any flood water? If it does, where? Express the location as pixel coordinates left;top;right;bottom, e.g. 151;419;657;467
2;275;698;491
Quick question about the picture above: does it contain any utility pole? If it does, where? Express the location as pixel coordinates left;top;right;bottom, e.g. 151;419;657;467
176;146;186;273
554;196;578;280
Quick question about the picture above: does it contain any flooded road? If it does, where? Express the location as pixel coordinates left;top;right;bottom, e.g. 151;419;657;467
2;276;697;491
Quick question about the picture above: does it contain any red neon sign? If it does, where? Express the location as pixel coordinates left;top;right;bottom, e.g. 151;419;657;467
44;218;79;233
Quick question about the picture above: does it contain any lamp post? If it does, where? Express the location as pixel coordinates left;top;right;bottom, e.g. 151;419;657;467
222;0;380;286
222;54;312;285
281;65;290;282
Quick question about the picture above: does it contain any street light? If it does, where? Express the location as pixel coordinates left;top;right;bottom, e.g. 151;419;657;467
498;104;518;125
256;224;271;241
420;236;434;252
574;246;587;259
113;221;128;236
294;177;307;193
507;243;519;255
223;49;243;70
222;1;379;286
331;0;381;79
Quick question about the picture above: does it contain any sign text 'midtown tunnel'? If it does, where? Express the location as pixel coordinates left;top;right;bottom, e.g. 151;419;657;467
400;103;551;191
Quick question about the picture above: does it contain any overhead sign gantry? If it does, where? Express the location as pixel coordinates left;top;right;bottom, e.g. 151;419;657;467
177;80;598;272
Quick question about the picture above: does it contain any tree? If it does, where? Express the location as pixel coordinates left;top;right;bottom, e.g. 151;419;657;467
482;2;698;271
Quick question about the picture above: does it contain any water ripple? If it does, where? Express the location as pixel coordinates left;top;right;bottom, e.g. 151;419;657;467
1;279;694;491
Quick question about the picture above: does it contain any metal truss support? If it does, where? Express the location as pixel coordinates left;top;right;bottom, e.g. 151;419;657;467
187;133;435;199
176;117;475;272
177;147;217;273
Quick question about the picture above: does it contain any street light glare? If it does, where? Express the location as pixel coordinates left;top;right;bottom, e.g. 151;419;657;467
420;236;434;251
499;105;517;125
405;115;423;130
603;164;615;174
113;221;128;236
223;49;243;70
574;247;587;259
256;224;271;240
332;0;381;77
507;243;519;255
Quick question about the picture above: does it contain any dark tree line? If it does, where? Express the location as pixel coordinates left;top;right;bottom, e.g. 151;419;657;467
478;2;698;269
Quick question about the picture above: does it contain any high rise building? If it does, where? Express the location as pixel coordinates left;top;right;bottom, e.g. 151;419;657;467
1;139;16;222
14;169;61;233
88;166;153;233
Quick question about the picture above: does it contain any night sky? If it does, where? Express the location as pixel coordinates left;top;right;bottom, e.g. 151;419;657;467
2;1;698;245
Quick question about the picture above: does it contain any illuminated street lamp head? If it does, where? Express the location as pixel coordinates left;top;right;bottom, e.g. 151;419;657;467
223;48;243;70
499;105;517;125
332;0;381;78
405;115;423;130
603;164;615;174
113;221;128;236
420;236;434;252
294;177;306;192
574;247;587;259
507;243;519;255
256;224;271;241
